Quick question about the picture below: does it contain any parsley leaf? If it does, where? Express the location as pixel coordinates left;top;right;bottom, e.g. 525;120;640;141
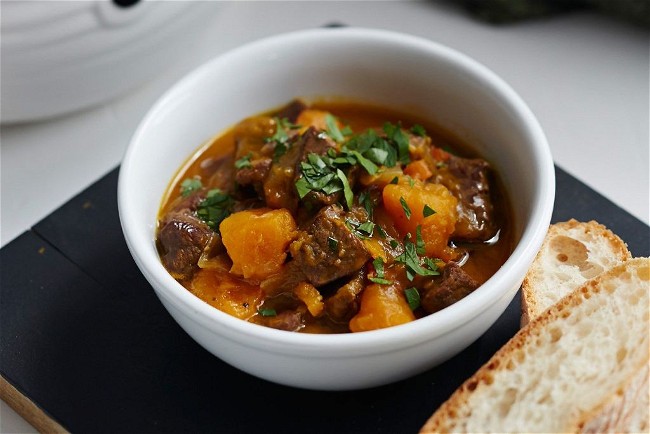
266;117;299;160
196;189;233;231
180;178;202;197
404;287;421;310
346;218;375;239
336;168;354;210
415;225;426;255
325;114;348;142
328;236;339;252
258;308;277;317
423;204;437;218
358;191;374;219
400;197;412;220
383;122;410;165
410;124;427;137
234;153;252;169
395;238;440;281
369;257;393;285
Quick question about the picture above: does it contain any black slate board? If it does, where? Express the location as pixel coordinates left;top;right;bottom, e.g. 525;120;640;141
1;165;648;433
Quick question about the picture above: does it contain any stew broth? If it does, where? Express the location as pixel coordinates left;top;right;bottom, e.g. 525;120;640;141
157;99;514;333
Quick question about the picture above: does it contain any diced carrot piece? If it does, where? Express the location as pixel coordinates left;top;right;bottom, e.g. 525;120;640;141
382;177;458;261
220;208;298;280
294;282;324;317
349;284;415;332
403;159;433;180
359;166;404;188
431;146;451;162
190;269;262;320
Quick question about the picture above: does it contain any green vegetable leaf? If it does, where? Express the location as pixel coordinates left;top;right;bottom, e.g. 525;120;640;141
373;257;386;278
400;197;412;220
346;218;375;239
404;287;421;310
259;308;277;317
358;191;374;219
423;204;437;218
369;277;393;285
266;117;299;160
410;124;427;137
384;122;410;165
235;153;252;169
395;238;440;281
325;114;346;142
415;225;426;255
328;236;339;252
196;188;233;231
180;178;202;197
369;257;392;285
336;168;354;210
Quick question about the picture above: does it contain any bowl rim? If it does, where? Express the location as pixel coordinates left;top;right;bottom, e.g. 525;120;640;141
118;26;555;357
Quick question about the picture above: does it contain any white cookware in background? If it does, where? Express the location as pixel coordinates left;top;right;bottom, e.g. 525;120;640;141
1;0;217;124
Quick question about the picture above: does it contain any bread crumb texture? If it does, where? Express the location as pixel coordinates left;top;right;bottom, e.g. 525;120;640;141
422;258;649;433
521;220;631;325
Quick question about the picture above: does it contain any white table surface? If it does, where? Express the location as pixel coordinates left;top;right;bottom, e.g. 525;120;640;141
1;2;648;432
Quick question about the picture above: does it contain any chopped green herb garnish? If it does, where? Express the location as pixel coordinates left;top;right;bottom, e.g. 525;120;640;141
180;178;202;197
373;257;386;278
325;114;347;143
346;218;375;239
404;287;421;310
196;188;233;231
383;122;410;165
423;204;437;218
400;197;412;220
369;257;392;285
266;117;299;160
358;191;374;219
234;153;253;169
376;225;388;239
328;236;339;252
410;124;427;137
408;177;415;187
389;239;399;249
336;168;354;210
369;277;393;285
395;238;440;281
415;225;426;255
390;176;399;185
259;308;277;317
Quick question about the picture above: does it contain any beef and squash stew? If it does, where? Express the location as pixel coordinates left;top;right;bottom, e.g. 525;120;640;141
156;99;513;333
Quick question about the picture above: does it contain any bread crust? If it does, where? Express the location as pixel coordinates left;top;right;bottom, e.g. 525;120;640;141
421;258;650;434
521;219;631;326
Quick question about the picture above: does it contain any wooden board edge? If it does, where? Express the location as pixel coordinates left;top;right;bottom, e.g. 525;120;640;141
0;375;68;434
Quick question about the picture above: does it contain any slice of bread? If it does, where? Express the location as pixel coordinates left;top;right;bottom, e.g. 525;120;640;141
420;257;650;433
521;219;631;325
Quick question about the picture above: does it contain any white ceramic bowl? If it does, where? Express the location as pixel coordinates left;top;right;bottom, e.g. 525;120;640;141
1;1;217;123
118;27;554;390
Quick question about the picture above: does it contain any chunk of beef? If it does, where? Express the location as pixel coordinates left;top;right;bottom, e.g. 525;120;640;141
263;133;303;212
202;155;236;194
275;99;308;123
433;153;497;242
325;269;366;323
158;209;213;281
262;309;305;332
301;127;337;157
262;126;339;212
235;156;272;197
290;204;371;287
296;127;343;208
421;263;479;313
